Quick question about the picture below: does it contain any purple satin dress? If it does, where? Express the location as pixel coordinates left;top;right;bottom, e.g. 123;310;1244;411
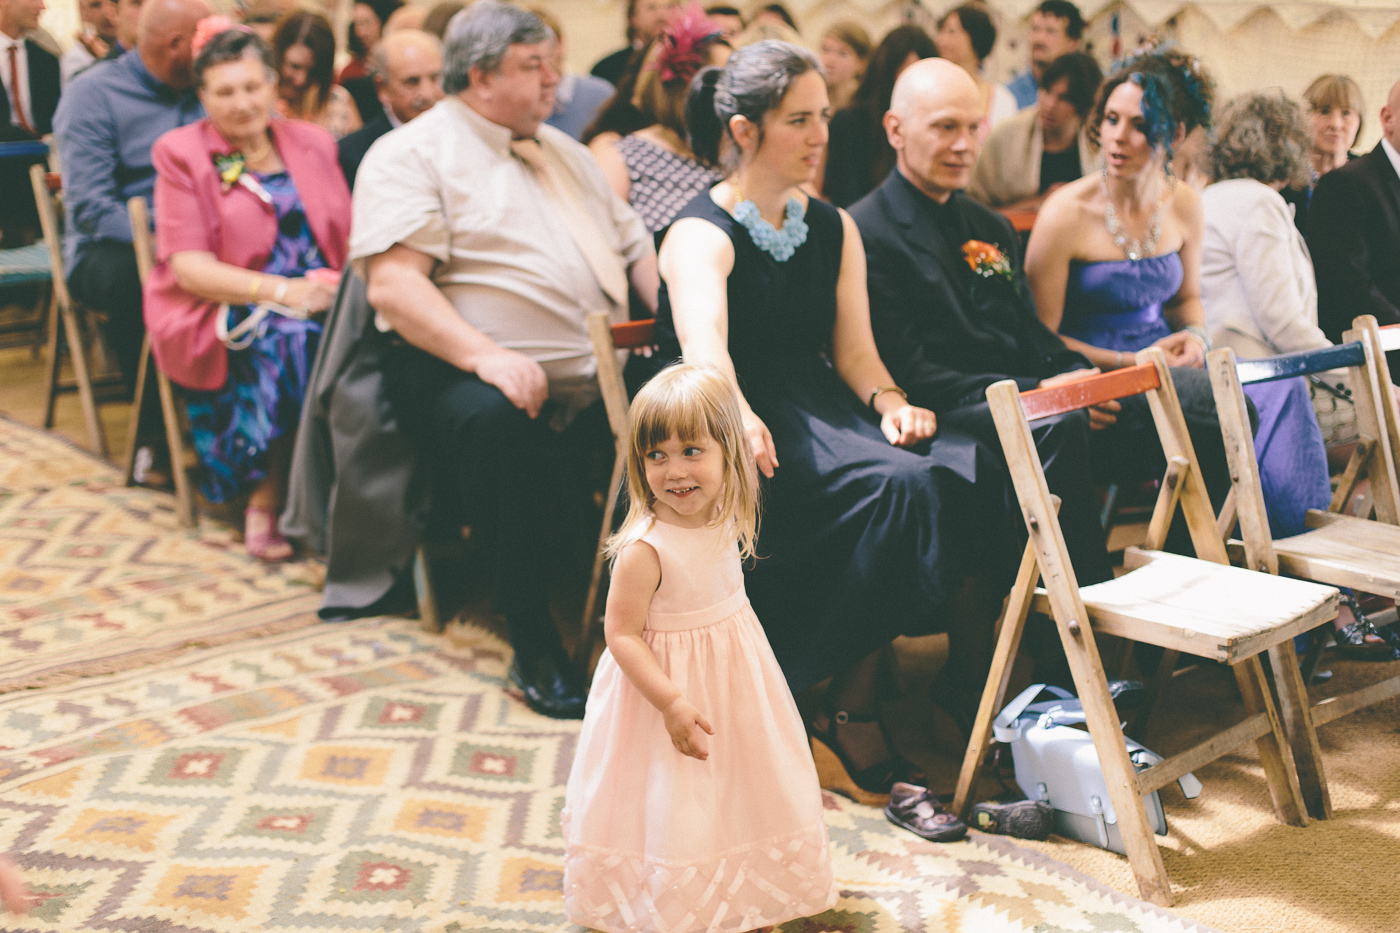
1064;253;1330;538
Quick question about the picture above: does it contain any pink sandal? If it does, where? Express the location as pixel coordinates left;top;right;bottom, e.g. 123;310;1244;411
244;507;294;562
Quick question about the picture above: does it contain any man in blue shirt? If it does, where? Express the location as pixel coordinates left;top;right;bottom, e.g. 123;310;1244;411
52;0;208;395
1006;1;1083;111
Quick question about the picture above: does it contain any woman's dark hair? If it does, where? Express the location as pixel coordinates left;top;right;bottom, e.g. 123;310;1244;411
756;3;797;31
941;4;996;63
686;66;723;166
194;28;274;88
827;25;935;200
582;43;652;143
349;0;403;58
849;24;936;114
1039;51;1102;119
271;11;336;113
699;39;819;170
1087;49;1215;161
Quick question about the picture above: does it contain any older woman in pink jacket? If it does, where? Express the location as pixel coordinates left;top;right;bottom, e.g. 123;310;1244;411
145;21;351;560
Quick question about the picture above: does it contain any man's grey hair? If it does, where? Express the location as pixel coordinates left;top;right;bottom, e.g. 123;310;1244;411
441;0;553;95
1206;92;1311;189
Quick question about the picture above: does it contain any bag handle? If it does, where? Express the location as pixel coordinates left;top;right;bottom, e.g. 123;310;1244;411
215;300;312;350
992;683;1075;742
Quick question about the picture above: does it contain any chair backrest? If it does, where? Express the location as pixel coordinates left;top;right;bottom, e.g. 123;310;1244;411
587;313;656;443
1352;317;1400;487
28;163;72;308
1207;330;1400;574
127;196;156;286
989;347;1227;602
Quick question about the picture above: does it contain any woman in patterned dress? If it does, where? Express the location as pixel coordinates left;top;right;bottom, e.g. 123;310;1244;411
144;23;351;560
591;5;728;234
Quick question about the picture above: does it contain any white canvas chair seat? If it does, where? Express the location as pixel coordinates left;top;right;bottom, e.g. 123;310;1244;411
1032;549;1339;665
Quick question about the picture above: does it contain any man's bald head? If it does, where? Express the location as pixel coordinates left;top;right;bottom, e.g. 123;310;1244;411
884;57;985;203
1383;78;1400;151
372;30;445;125
138;0;211;88
889;57;980;122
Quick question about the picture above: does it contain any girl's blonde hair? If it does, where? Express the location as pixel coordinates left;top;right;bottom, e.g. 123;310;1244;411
606;363;760;560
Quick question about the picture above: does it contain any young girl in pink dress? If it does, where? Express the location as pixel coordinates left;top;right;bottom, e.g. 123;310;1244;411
563;363;836;933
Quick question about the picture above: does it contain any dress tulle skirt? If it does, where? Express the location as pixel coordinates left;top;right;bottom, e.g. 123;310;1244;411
562;590;836;933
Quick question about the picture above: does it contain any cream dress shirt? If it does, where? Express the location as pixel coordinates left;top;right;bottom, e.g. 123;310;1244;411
350;95;652;424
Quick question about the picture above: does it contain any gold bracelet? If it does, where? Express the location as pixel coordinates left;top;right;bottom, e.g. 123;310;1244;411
248;275;261;303
868;385;907;408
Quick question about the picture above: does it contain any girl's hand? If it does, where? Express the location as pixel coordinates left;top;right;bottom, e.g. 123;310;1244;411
743;408;779;478
881;404;936;447
663;696;714;760
281;276;338;315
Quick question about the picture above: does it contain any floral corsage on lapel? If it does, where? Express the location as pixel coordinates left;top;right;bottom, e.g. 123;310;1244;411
211;151;272;205
961;239;1019;297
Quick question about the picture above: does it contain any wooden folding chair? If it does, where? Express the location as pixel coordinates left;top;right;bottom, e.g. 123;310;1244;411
952;348;1339;907
0;141;51;352
29;163;122;457
578;312;656;662
122;195;197;528
1207;316;1400;821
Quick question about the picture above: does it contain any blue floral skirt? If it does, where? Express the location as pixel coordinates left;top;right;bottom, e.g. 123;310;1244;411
184;313;321;504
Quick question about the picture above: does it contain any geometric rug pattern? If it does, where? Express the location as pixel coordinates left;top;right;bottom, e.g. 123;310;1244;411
0;619;1219;933
0;416;322;693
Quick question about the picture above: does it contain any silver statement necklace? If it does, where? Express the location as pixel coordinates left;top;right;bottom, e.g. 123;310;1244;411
1101;169;1172;261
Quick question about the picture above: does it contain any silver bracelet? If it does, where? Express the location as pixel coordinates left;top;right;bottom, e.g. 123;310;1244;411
1183;325;1212;351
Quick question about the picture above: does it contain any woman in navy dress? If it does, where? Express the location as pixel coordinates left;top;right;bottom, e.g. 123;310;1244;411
656;42;1018;803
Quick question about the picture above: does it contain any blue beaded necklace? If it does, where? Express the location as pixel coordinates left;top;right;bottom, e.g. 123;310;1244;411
732;191;809;262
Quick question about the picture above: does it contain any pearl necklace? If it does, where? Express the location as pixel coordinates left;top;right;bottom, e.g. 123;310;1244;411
1101;169;1173;261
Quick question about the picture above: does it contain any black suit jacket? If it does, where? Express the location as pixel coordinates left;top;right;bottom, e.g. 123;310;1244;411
1308;142;1400;342
337;113;391;189
850;169;1089;414
0;39;59;137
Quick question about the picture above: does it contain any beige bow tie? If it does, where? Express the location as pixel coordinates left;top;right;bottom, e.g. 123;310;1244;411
509;137;629;308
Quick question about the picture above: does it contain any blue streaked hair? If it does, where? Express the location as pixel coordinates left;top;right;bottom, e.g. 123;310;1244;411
1129;71;1177;159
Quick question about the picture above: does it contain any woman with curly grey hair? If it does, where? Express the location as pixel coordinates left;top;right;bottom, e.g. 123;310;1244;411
1198;93;1392;657
1199;92;1327;360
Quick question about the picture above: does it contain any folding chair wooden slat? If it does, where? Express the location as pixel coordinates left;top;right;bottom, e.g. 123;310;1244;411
580;312;656;668
29;164;109;457
122;196;197;528
1207;316;1400;821
954;347;1338;908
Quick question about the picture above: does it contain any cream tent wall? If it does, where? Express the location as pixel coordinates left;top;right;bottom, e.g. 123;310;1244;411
38;1;1400;149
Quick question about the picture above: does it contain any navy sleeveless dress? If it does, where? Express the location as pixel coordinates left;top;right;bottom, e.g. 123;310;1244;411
656;194;1019;692
1064;253;1330;537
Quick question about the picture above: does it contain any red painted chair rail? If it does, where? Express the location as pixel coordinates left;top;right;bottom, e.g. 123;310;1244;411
611;318;656;349
1018;361;1161;421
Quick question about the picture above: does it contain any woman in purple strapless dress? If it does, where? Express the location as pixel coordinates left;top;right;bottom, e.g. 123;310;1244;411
1026;55;1330;542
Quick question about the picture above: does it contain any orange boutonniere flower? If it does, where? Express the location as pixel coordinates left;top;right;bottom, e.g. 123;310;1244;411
961;239;1019;295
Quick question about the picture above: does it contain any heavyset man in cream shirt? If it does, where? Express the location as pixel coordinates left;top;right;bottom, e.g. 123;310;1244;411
350;1;657;720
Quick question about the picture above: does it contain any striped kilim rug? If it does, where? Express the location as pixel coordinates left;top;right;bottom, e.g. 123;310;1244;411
0;618;1218;933
0;417;322;693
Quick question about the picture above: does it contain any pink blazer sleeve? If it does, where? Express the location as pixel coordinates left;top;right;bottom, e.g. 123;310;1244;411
145;127;231;391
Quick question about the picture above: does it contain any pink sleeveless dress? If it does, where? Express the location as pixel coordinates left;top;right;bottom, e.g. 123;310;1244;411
563;516;836;933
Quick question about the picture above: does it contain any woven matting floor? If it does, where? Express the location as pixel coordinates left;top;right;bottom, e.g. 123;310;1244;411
0;415;1214;932
0;618;1215;933
0;416;323;693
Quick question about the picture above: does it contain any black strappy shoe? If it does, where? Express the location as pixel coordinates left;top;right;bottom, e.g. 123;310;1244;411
1332;593;1400;661
809;703;923;807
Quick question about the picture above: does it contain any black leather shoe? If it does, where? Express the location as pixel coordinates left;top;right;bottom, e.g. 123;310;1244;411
509;651;587;719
